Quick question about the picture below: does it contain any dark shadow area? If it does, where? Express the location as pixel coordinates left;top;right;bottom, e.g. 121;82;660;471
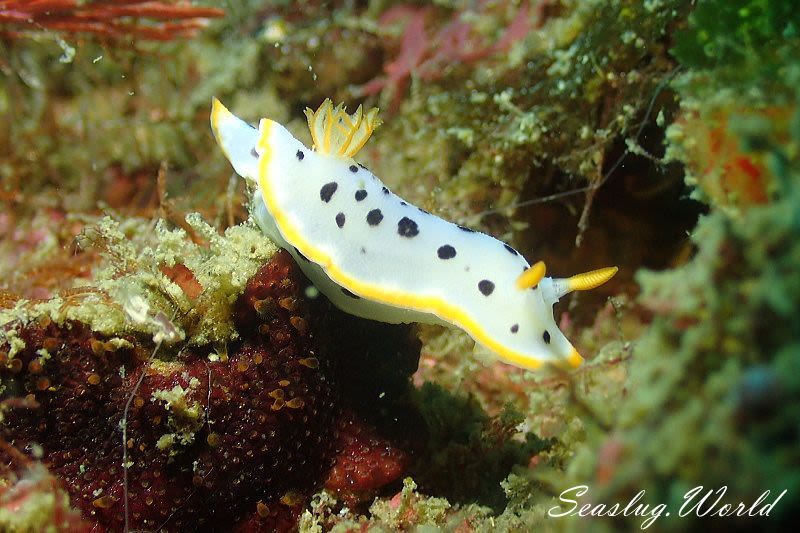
514;115;706;325
409;382;552;512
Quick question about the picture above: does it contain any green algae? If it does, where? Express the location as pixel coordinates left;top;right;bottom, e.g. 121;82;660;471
151;379;205;455
370;478;453;529
299;479;492;533
410;382;553;512
672;0;800;73
550;195;800;528
530;0;800;528
1;214;275;352
366;0;690;230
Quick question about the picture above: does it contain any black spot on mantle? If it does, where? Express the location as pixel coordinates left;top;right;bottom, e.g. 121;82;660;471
437;245;456;260
367;209;383;226
478;280;495;296
397;217;419;238
320;182;338;203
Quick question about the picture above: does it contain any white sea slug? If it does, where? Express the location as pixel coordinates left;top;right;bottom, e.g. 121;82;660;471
211;98;617;370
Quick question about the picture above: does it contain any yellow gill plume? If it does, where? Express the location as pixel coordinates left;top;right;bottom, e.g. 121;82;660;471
304;99;382;158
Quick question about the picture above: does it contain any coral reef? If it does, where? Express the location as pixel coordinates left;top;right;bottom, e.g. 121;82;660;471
3;0;799;531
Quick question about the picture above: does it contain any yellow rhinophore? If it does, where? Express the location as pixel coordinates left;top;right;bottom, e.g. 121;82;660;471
567;267;619;292
517;261;546;290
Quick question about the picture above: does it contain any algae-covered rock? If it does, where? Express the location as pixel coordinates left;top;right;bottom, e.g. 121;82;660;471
1;214;276;349
540;0;800;529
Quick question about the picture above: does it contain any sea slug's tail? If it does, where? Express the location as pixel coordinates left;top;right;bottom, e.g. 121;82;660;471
210;98;260;182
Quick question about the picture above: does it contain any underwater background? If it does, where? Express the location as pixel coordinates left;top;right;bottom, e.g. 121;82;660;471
1;0;799;531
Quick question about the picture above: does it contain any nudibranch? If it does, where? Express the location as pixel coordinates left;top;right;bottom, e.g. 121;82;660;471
210;98;617;370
